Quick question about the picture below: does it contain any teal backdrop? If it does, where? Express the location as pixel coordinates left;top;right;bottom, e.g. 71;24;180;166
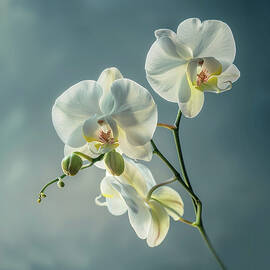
0;0;268;269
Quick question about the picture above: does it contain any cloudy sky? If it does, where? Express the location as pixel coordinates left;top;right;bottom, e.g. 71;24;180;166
0;0;269;269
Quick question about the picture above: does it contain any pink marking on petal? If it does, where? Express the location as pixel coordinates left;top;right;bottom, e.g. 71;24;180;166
196;68;210;86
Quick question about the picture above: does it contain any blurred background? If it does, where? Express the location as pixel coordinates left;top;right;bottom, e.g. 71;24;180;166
0;0;268;269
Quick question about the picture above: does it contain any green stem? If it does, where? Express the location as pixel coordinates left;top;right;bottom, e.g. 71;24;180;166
151;138;226;270
151;140;200;204
157;122;176;130
38;154;104;198
151;139;180;178
146;177;177;201
173;109;197;212
74;151;93;162
40;174;66;194
175;109;226;269
178;216;195;226
196;224;226;270
81;162;94;170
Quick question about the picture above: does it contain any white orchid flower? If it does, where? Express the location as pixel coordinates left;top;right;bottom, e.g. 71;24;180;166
145;18;240;118
95;158;184;247
52;67;157;162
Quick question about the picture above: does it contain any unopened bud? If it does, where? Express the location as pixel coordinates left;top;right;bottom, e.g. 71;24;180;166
57;179;65;188
61;153;83;176
40;193;46;198
37;198;41;203
104;150;124;176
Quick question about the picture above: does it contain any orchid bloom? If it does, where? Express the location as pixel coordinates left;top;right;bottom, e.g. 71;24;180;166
145;18;240;118
95;158;184;247
52;67;157;162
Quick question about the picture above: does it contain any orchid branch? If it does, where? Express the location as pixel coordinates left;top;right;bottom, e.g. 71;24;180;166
37;154;104;202
173;110;197;212
151;138;226;270
150;140;200;205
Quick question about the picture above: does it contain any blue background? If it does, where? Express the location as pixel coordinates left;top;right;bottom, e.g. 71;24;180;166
0;0;269;269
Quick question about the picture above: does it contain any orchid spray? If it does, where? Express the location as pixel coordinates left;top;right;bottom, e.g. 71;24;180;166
38;18;240;270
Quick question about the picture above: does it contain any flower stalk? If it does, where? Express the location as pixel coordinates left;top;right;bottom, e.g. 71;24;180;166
37;154;104;202
151;139;199;203
157;123;176;130
173;110;197;212
146;177;177;201
155;111;226;270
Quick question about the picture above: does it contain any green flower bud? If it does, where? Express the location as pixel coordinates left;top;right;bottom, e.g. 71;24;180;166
104;150;125;176
57;179;65;188
40;192;46;198
37;198;41;203
61;153;83;176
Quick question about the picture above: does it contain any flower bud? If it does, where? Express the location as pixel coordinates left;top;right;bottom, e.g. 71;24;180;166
61;153;83;176
57;179;65;188
40;192;46;198
104;150;124;176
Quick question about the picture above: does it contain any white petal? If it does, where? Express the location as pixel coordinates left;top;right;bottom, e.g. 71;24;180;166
118;128;153;161
97;67;123;114
145;29;192;102
65;125;87;148
112;182;151;239
186;59;200;84
147;200;170;247
117;157;155;197
99;176;127;216
64;143;98;159
179;88;204;118
215;64;240;93
202;57;222;75
82;115;100;142
94;160;106;170
177;73;191;103
177;18;236;69
147;64;190;103
97;67;123;93
52;80;103;147
151;186;184;220
110;79;157;146
134;161;156;192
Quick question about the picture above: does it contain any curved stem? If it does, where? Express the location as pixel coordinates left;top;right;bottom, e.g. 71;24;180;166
157;122;176;130
151;140;200;204
174;109;226;269
38;154;104;199
151;136;226;269
40;174;66;194
74;151;93;162
196;224;226;270
173;110;197;212
81;162;94;170
178;217;195;226
146;177;177;201
151;140;180;178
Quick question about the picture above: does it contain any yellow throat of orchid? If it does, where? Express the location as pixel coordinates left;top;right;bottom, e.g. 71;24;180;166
187;58;222;92
83;118;119;152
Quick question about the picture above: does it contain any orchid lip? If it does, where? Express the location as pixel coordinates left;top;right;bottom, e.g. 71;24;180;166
196;68;211;86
